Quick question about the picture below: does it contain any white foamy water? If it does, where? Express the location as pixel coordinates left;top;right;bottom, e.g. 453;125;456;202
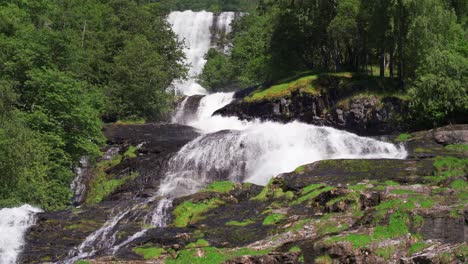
168;11;236;95
0;205;42;264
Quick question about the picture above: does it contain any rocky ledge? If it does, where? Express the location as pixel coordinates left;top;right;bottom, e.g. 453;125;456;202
214;75;411;136
20;125;467;264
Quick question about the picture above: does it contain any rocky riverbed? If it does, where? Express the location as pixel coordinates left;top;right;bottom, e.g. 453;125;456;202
20;124;467;263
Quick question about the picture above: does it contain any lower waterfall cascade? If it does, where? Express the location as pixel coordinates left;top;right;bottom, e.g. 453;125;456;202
0;205;42;264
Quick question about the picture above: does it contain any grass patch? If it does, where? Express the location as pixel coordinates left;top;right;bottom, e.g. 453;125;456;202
203;181;236;193
85;150;139;205
262;213;286;226
187;239;210;248
289;246;301;253
445;144;468;151
225;219;255;227
291;185;334;205
124;145;138;158
294;165;306;173
133;246;165;260
251;179;294;201
165;247;272;264
342;234;373;248
173;199;225;227
408;242;429;255
396;133;412;142
245;75;319;102
375;246;397;260
75;261;89;264
450;179;467;190
115;118;145;125
315;255;332;264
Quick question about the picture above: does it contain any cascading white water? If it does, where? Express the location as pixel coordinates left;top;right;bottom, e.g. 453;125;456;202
168;11;236;95
159;121;406;197
0;205;42;264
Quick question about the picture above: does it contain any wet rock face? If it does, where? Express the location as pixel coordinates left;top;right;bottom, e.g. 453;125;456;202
103;123;199;199
215;91;407;136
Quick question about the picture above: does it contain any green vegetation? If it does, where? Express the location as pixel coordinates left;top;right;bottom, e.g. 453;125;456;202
445;144;468;152
201;0;466;125
187;239;210;248
262;213;286;226
294;165;306;173
292;185;335;205
245;74;320;102
375;246;397;260
173;198;225;227
85;153;139;205
0;0;186;210
74;261;90;264
396;133;412;142
226;220;255;227
165;247;271;264
252;179;294;202
288;246;301;253
158;0;258;12
315;255;332;264
133;246;166;260
409;242;429;255
203;181;236;193
124;146;138;159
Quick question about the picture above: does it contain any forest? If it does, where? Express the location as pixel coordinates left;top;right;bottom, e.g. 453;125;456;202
0;0;466;211
0;0;186;210
200;0;467;124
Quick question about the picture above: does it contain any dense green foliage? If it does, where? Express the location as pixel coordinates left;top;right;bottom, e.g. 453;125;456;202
0;0;186;210
158;0;258;12
201;0;467;125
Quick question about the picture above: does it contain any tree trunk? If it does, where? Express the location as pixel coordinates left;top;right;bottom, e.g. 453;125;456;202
380;49;385;78
389;52;394;78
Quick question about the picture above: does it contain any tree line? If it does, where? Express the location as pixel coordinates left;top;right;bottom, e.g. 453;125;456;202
0;0;186;210
200;0;467;125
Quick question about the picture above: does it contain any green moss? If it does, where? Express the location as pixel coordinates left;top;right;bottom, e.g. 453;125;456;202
115;118;145;125
396;133;412;142
373;211;409;240
225;219;255;227
133;246;165;260
289;246;301;253
315;255;332;264
413;215;424;228
262;213;286;226
292;186;334;205
317;222;349;235
433;156;468;181
294;165;306;173
124;145;138;158
187;239;210;248
374;199;402;222
85;172;139;205
343;234;373;248
348;184;367;191
454;244;468;262
301;183;326;194
384;180;400;186
64;224;84;230
408;242;429;255
245;74;319;102
165;247;272;264
173;198;225;227
252;179;294;201
445;144;468;151
375;246;396;260
203;181;236;193
450;179;467;190
74;261;89;264
286;218;311;232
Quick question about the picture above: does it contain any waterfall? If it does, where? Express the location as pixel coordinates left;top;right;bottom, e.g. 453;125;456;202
168;11;236;95
0;205;42;264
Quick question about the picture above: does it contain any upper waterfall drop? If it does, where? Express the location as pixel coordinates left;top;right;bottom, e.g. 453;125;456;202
0;205;42;264
168;11;236;96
